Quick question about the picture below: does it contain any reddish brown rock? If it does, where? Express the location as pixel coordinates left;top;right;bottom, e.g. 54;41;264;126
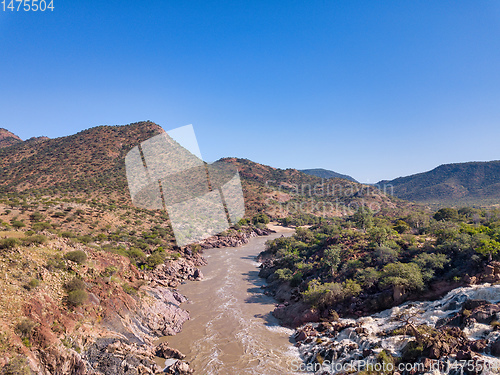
156;342;186;359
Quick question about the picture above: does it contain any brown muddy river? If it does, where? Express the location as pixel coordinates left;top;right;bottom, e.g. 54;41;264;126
162;231;303;375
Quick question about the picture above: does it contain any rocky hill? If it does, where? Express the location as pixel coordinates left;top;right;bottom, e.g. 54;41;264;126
378;161;500;206
0;122;163;201
0;121;431;373
0;123;411;220
220;158;412;220
0;128;22;148
300;168;358;183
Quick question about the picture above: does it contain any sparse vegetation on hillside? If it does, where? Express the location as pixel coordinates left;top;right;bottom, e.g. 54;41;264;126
378;160;500;206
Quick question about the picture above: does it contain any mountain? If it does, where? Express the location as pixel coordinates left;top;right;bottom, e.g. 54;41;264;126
0;122;411;219
0;128;22;148
378;160;500;206
0;121;163;199
0;122;418;374
300;168;358;183
221;158;410;218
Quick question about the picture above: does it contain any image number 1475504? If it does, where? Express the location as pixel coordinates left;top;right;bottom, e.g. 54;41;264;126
1;0;54;11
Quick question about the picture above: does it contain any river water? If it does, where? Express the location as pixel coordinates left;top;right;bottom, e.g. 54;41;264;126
163;231;303;375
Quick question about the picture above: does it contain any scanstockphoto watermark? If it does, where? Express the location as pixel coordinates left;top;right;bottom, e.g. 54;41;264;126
265;179;394;216
290;359;425;373
290;358;500;374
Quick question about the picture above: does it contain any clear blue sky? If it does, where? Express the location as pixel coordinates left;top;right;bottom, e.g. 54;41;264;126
1;1;500;182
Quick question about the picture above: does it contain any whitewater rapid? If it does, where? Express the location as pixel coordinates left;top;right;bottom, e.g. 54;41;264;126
299;284;500;374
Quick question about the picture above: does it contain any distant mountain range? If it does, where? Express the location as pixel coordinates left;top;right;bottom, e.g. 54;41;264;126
378;161;500;206
6;123;498;208
300;168;358;183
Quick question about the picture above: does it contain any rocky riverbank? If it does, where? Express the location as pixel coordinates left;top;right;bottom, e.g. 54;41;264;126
0;226;274;375
292;284;500;374
82;226;275;375
256;229;500;374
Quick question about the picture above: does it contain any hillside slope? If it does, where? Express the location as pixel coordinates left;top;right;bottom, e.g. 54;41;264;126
300;168;358;183
0;123;411;219
0;128;22;148
222;158;412;219
0;122;163;201
378;160;500;206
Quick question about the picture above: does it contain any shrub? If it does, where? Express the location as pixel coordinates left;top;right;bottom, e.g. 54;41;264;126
294;227;315;243
413;253;449;281
190;244;201;254
32;221;52;231
146;252;166;268
11;220;26;229
356;267;380;288
102;266;118;277
322;246;341;270
2;356;31;375
342;279;362;297
434;208;459;222
374;246;399;265
67;289;88;306
15;318;36;338
64;250;87;264
45;256;65;271
23;234;47;245
78;235;93;244
127;248;146;265
255;222;267;230
122;283;137;295
253;213;270;225
30;212;44;222
65;277;86;292
170;252;181;260
95;233;107;241
0;237;20;249
303;280;344;308
274;268;293;281
61;231;76;238
290;271;303;287
393;220;410;234
379;262;424;292
24;278;40;291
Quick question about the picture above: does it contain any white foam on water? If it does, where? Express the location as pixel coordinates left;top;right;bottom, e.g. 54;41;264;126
297;284;500;374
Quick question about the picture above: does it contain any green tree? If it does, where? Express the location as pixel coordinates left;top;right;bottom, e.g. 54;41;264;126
476;238;500;261
434;208;459;222
356;267;380;288
394;220;410;234
413;253;449;281
352;207;373;231
322;246;341;271
379;262;424;292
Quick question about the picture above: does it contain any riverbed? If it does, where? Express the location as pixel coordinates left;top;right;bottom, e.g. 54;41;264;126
162;230;303;375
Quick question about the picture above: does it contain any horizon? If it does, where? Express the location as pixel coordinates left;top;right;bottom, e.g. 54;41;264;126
3;121;500;185
2;1;500;182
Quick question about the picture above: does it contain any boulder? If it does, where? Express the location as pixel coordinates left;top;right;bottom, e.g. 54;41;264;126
490;339;500;357
155;342;186;359
456;349;473;360
165;360;193;374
